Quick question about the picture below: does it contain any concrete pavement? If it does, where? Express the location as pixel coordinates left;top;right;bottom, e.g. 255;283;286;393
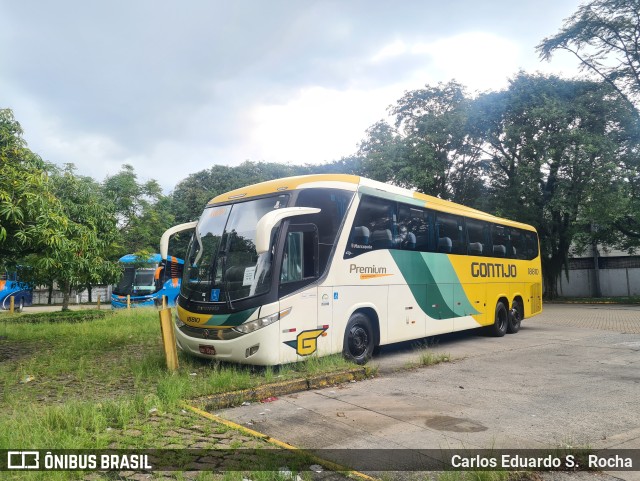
214;304;640;478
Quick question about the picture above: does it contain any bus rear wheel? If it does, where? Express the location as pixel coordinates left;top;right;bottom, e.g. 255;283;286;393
507;300;523;334
343;312;374;365
489;302;508;337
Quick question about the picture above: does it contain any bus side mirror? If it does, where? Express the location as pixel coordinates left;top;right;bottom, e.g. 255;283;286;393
160;221;197;260
255;207;320;255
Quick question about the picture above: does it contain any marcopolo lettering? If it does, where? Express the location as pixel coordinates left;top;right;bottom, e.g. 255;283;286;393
350;264;387;275
471;262;517;278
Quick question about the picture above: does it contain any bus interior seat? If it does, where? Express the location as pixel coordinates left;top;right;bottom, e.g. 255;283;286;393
493;245;506;257
404;232;416;250
438;237;452;253
371;229;393;249
468;242;483;256
353;226;370;245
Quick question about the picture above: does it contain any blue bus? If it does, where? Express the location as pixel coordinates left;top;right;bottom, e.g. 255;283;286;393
0;270;33;312
111;254;184;308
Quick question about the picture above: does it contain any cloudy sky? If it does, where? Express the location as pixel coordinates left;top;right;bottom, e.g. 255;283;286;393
0;0;584;192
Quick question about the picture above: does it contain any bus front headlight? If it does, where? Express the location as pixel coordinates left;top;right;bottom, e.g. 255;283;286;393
233;307;291;335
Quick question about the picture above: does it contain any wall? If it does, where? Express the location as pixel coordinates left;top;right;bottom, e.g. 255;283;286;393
31;285;112;305
558;255;640;297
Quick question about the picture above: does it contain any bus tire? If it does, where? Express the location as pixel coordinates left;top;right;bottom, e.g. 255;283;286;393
17;297;24;313
343;312;374;365
489;302;508;337
507;300;523;334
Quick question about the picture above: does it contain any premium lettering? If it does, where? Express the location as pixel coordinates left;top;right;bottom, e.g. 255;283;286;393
350;264;387;275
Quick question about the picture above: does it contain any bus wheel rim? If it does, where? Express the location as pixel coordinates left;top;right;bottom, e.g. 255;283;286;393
349;326;368;357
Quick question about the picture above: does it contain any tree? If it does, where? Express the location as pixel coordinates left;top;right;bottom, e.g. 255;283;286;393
468;73;638;297
388;81;487;205
171;161;308;224
537;0;640;112
26;164;121;310
0;109;67;270
103;164;175;256
354;121;407;184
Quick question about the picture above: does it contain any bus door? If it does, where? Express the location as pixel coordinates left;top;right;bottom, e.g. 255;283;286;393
278;224;330;361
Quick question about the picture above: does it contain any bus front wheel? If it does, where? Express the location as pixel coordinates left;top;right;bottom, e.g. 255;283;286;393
489;302;508;337
343;313;374;365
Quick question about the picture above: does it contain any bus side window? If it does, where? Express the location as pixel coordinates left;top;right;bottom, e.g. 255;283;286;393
295;188;353;273
492;224;509;258
435;212;465;255
524;231;539;260
398;203;435;252
281;225;318;291
509;228;525;259
466;218;490;256
345;195;395;258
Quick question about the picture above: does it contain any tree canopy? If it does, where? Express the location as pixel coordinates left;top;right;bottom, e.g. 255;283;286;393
538;0;640;112
0;109;67;271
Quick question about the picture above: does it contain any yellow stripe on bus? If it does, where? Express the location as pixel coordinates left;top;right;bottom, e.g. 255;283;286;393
209;174;360;205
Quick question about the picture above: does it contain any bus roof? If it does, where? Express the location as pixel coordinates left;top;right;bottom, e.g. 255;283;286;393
208;174;536;232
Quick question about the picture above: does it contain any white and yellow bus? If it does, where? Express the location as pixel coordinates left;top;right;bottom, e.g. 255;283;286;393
162;174;542;365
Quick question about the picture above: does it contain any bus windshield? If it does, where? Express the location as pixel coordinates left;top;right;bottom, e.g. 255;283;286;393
182;194;289;304
112;266;157;296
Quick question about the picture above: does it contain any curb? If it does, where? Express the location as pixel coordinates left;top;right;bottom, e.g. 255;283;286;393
192;367;371;410
182;402;378;480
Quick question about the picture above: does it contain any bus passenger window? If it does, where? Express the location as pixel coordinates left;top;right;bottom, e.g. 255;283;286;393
466;218;490;256
397;203;431;251
524;231;539;260
345;195;395;258
492;225;509;258
435;213;464;255
509;228;526;259
295;188;353;273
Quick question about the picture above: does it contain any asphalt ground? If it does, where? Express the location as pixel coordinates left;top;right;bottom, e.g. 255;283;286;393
214;304;640;480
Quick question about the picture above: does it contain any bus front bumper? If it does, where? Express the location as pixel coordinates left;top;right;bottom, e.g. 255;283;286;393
173;320;280;366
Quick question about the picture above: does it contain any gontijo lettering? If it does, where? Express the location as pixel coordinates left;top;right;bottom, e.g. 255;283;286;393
471;262;517;278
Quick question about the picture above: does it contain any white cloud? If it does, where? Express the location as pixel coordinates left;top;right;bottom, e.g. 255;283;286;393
369;33;522;93
249;85;405;164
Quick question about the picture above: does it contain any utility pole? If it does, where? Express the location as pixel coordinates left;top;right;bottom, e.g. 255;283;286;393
591;224;601;298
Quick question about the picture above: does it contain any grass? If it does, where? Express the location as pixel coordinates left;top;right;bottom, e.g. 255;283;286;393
404;338;453;369
439;471;511;481
0;307;361;454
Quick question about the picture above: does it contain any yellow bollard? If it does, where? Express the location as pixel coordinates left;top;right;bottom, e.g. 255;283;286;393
158;307;179;371
9;296;14;314
127;294;131;310
97;295;101;310
162;295;167;310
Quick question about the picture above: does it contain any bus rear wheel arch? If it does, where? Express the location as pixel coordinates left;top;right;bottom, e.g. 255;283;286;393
343;312;375;365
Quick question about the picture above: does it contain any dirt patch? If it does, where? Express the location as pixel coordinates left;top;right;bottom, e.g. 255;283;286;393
0;339;40;363
1;340;156;405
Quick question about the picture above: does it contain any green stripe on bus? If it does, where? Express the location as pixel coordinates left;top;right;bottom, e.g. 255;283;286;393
203;308;258;327
390;250;479;319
